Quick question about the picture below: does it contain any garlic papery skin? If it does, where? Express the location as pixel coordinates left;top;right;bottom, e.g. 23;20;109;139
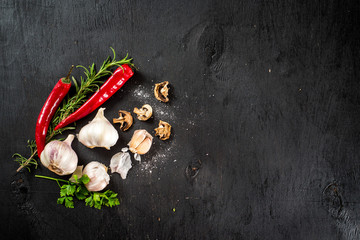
78;108;119;150
128;129;153;155
83;161;110;192
40;134;78;176
110;151;132;179
69;165;83;183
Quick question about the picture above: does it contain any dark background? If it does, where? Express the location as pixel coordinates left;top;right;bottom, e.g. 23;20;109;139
1;0;360;239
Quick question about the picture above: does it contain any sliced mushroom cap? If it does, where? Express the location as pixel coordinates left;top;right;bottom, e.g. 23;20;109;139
133;104;153;121
113;110;133;131
155;120;172;140
154;81;170;102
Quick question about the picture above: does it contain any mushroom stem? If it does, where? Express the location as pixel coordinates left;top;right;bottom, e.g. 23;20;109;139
133;104;153;121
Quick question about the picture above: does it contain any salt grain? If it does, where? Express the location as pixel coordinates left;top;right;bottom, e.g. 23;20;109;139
138;144;176;173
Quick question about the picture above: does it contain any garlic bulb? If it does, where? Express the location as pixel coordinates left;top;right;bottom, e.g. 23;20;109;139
40;134;78;176
78;108;119;150
110;151;132;179
128;129;153;155
82;161;110;192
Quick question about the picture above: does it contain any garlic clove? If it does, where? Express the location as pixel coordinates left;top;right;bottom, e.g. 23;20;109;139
110;152;132;179
78;108;119;150
40;134;78;176
128;130;147;152
83;161;110;192
128;129;153;155
136;137;152;154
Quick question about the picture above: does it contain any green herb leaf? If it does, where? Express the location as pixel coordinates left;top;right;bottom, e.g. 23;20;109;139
93;192;100;202
36;174;120;209
64;196;74;208
85;195;94;207
79;174;90;185
108;196;120;207
75;185;89;200
94;201;102;210
72;174;78;183
60;184;76;196
57;197;65;205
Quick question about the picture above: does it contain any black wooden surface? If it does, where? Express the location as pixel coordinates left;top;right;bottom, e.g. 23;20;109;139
1;1;360;239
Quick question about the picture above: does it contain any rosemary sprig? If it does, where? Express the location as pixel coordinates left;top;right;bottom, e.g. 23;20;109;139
51;48;132;131
14;140;38;172
15;48;133;172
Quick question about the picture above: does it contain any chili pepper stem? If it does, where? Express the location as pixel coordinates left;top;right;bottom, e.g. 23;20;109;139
16;149;37;172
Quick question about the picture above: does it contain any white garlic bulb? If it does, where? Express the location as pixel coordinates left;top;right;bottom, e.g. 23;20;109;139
40;134;78;176
110;151;132;179
82;161;110;192
78;108;119;150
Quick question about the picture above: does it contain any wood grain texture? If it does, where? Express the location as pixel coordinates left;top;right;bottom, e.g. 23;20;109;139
1;0;360;239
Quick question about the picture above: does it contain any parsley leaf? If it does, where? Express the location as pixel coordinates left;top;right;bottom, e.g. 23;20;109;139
85;195;94;207
79;175;90;184
107;195;120;207
64;196;74;208
57;197;65;205
36;174;120;209
75;185;89;200
60;184;76;197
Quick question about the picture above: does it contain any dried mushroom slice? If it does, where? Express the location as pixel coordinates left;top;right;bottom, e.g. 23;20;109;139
113;110;133;131
155;120;172;140
154;81;170;102
133;104;153;121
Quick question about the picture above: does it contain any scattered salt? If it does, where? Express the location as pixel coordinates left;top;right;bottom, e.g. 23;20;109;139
128;83;186;174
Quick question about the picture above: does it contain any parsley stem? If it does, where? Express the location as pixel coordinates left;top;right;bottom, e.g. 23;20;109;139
35;175;69;184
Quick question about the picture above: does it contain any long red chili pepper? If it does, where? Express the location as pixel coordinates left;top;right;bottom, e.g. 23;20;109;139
35;67;74;157
54;64;134;131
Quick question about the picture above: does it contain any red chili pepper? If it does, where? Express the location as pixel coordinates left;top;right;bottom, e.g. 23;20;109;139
54;64;134;131
35;67;74;156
